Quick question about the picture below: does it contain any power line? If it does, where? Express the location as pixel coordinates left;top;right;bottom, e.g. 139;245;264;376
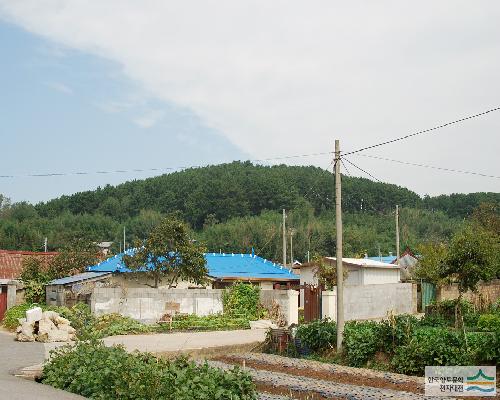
341;157;382;182
343;106;500;156
0;151;333;179
354;153;500;179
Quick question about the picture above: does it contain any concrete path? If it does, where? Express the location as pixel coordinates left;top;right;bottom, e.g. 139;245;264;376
0;331;84;400
102;328;267;353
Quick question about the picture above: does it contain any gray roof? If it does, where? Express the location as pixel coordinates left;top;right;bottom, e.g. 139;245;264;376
48;271;111;285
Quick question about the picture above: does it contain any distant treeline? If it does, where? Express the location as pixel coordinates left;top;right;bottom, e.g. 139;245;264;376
0;162;498;260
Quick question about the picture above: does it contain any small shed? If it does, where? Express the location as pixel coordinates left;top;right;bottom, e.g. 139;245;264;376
46;272;112;307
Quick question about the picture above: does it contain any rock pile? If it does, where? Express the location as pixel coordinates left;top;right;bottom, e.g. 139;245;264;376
16;307;76;343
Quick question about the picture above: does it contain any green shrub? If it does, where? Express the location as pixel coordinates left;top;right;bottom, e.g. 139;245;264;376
391;327;470;375
343;321;383;367
418;313;449;328
427;299;479;327
2;303;41;330
379;314;419;352
295;319;337;353
42;340;257;400
477;314;500;332
222;282;263;320
91;314;152;338
466;331;500;365
159;313;250;332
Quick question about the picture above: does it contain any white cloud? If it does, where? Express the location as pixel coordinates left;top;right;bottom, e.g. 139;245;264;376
1;1;499;194
44;80;73;94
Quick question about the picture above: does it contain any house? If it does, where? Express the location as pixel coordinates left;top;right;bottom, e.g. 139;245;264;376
87;251;299;288
46;251;299;307
298;257;401;307
367;248;419;280
0;250;58;319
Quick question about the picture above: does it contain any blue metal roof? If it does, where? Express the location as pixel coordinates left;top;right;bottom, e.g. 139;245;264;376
88;251;299;281
366;256;396;264
48;271;111;285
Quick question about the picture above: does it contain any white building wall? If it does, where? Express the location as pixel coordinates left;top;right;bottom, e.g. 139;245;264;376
362;267;400;285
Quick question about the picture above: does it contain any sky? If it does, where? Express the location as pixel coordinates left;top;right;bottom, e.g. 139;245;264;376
0;1;499;203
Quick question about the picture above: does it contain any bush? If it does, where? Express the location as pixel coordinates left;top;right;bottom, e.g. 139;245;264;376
477;314;500;332
466;331;500;365
379;314;419;352
42;341;257;400
343;321;383;367
426;299;479;327
158;313;250;332
391;327;470;375
91;314;152;338
222;282;263;320
295;319;337;353
2;303;41;330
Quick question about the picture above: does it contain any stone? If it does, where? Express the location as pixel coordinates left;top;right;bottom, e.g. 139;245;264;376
249;320;278;330
38;318;56;335
42;311;59;322
57;323;76;334
16;321;35;342
46;329;70;342
26;307;43;323
55;316;71;326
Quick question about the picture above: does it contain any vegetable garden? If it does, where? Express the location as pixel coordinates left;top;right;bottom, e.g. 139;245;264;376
273;299;500;376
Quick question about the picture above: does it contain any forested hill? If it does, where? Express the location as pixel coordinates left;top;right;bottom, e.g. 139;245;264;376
34;162;426;228
34;162;496;227
0;162;498;254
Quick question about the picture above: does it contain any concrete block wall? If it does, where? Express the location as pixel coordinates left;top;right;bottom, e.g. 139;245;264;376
260;289;299;325
91;287;299;325
322;282;417;322
437;279;500;307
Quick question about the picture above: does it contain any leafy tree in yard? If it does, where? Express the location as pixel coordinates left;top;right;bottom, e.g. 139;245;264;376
441;225;499;327
49;239;100;278
20;257;53;303
413;242;449;285
123;217;207;288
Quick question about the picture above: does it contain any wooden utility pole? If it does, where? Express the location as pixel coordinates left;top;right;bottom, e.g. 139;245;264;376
396;205;400;265
282;209;287;267
290;228;296;268
123;227;126;252
335;140;344;350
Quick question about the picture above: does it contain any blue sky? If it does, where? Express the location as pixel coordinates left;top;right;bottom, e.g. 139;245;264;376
0;22;247;203
1;2;499;202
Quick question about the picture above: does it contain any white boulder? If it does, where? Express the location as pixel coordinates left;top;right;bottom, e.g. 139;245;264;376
26;307;43;323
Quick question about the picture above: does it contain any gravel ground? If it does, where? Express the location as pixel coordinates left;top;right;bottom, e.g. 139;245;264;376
209;359;447;400
227;352;424;387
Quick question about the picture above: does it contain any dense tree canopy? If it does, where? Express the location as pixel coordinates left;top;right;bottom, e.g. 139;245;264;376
0;162;498;261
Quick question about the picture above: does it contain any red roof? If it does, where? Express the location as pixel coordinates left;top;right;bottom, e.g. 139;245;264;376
0;250;58;280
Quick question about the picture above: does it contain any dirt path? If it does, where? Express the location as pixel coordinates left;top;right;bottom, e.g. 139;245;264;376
211;353;447;400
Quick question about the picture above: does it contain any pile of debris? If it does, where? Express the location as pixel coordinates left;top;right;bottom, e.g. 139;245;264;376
16;307;76;343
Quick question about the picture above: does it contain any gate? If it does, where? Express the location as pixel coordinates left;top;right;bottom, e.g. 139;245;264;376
0;287;7;321
421;281;436;312
303;284;322;322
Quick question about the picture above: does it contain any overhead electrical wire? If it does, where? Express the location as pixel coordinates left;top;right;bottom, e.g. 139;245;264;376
354;153;500;179
343;106;500;156
341;157;382;182
1;106;499;180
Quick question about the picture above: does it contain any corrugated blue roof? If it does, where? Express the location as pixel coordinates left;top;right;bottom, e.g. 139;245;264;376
366;256;396;264
48;271;111;285
88;251;299;281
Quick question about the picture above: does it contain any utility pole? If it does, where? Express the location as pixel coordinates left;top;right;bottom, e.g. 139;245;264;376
290;228;296;268
44;237;48;252
335;140;344;351
282;209;287;267
123;227;126;252
395;205;400;265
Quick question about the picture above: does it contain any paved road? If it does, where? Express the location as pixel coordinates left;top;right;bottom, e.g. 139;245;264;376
0;331;84;400
102;328;267;353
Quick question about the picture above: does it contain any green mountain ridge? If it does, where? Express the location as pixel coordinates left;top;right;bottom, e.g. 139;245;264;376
0;162;498;259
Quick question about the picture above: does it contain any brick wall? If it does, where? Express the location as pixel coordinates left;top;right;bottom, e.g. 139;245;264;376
437;279;500;308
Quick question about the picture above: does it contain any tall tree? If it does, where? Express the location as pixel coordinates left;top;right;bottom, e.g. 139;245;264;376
123;217;207;288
